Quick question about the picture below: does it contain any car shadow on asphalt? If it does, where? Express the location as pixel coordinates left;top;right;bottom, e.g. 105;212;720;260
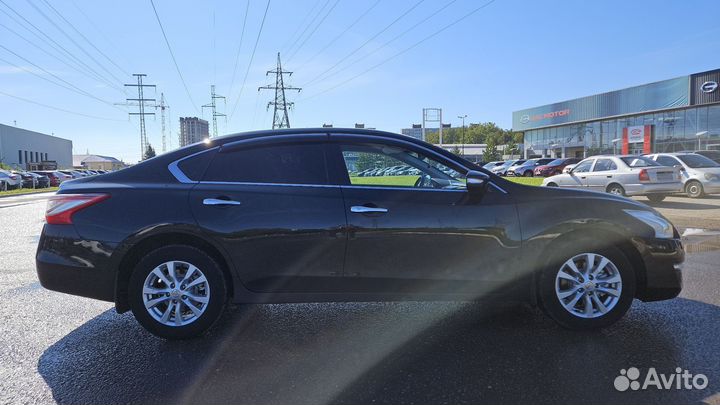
38;298;718;405
644;200;720;210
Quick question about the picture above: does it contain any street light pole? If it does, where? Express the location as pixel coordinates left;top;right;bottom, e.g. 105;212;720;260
458;114;467;157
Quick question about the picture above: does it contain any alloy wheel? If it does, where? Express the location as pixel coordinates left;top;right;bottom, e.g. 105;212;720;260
554;253;622;319
142;260;210;327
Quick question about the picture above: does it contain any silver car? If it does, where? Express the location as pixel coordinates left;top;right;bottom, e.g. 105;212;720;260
0;169;23;190
542;155;682;202
646;152;720;198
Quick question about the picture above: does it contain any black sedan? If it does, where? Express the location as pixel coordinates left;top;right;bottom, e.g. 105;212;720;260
36;129;684;339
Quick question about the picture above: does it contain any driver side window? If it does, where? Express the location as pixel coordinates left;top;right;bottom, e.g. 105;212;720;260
572;159;593;173
340;144;464;189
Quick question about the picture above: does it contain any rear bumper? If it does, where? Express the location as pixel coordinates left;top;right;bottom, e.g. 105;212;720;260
634;237;684;301
624;183;683;196
36;224;118;303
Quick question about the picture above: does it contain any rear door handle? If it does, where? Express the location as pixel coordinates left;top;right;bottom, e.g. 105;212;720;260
350;205;388;214
607;175;612;178
203;198;241;206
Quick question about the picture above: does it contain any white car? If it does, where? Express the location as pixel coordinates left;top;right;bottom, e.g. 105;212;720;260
542;155;683;202
645;152;720;198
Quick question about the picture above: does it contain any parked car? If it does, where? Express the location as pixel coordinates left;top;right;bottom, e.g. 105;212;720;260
490;159;526;176
534;158;582;177
37;129;684;339
482;161;504;171
0;169;23;190
33;171;66;187
29;172;51;188
508;158;555;177
542;155;682;202
60;170;85;179
679;150;720;164
645;153;720;198
13;170;38;188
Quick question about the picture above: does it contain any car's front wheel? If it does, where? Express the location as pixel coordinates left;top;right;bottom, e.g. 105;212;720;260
524;170;533;177
685;180;704;198
129;245;227;339
539;243;635;329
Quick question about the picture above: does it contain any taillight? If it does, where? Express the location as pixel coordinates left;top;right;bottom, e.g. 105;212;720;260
638;169;650;182
45;194;109;225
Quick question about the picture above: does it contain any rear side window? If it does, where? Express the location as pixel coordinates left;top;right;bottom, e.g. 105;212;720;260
203;143;328;185
656;155;680;167
177;150;216;181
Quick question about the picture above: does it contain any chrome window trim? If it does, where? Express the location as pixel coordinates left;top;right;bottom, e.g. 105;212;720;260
490;182;508;194
221;133;328;149
167;147;219;184
199;181;340;189
193;180;507;194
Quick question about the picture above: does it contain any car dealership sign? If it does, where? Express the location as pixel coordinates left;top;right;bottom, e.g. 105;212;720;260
627;126;645;143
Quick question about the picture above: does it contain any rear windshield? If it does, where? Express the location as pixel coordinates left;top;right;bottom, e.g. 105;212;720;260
620;156;660;167
548;159;566;166
677;154;720;168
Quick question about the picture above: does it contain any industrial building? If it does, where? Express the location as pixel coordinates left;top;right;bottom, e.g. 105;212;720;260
513;68;720;158
178;117;209;147
0;123;72;169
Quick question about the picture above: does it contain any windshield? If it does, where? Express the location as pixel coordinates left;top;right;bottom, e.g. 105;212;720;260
678;154;720;168
620;156;661;167
548;159;566;166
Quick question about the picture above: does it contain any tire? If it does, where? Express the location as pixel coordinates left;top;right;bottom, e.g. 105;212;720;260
685;180;704;198
128;245;227;339
606;184;625;196
646;194;666;203
524;170;533;177
538;240;636;330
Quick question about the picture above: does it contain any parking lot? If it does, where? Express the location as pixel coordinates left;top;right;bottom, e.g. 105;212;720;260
2;192;720;405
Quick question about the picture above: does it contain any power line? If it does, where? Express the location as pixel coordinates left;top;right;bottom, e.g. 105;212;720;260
227;0;250;100
284;0;331;61
313;0;460;85
0;1;124;91
258;53;301;129
0;47;121;108
293;0;381;72
69;0;133;69
25;0;126;86
285;0;341;63
279;0;323;55
149;0;200;114
301;0;497;101
0;21;126;94
124;73;157;160
38;0;130;77
0;90;125;121
301;0;426;87
202;85;226;138
229;0;271;120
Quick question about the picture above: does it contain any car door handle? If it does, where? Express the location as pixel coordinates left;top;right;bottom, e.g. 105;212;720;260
203;198;241;206
606;175;612;178
350;205;388;214
580;176;586;179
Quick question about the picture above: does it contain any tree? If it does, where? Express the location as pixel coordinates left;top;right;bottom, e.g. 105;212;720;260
482;137;500;162
143;143;156;160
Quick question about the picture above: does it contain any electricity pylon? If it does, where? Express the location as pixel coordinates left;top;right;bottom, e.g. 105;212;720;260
258;53;300;129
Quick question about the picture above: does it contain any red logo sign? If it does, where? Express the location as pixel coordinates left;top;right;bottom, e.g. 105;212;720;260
530;109;571;122
630;128;642;136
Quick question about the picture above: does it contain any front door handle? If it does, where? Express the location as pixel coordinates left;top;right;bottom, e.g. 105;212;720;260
607;175;612;178
350;205;388;214
203;198;241;206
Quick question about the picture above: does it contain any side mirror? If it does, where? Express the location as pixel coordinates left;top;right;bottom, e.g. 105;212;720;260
466;170;490;199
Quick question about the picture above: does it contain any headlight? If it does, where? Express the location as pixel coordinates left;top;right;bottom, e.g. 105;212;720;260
623;209;674;239
704;173;719;181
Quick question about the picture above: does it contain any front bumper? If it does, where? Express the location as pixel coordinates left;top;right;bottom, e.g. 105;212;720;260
36;224;118;303
633;237;684;301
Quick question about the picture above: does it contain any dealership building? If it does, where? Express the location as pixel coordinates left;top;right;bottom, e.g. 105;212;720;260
0;123;73;169
513;68;720;159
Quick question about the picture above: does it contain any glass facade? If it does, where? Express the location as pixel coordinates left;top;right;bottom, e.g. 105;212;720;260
523;104;720;158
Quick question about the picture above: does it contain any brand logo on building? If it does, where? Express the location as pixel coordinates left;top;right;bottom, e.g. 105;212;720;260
700;81;718;93
627;126;646;143
520;114;530;124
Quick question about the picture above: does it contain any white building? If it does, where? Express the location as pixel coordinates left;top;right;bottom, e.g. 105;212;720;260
0;123;73;169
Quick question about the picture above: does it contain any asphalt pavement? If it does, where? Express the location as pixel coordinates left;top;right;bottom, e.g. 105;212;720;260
1;193;720;405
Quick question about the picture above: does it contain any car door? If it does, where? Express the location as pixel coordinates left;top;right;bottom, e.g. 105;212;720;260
584;158;618;192
328;135;522;296
188;134;348;293
559;158;593;188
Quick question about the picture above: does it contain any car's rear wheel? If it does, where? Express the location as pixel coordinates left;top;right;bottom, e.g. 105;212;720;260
129;245;227;339
685;180;704;198
646;194;666;203
606;184;625;196
539;242;635;329
524;170;533;177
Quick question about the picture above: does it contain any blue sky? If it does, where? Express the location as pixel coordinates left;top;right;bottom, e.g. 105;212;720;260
1;0;719;162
